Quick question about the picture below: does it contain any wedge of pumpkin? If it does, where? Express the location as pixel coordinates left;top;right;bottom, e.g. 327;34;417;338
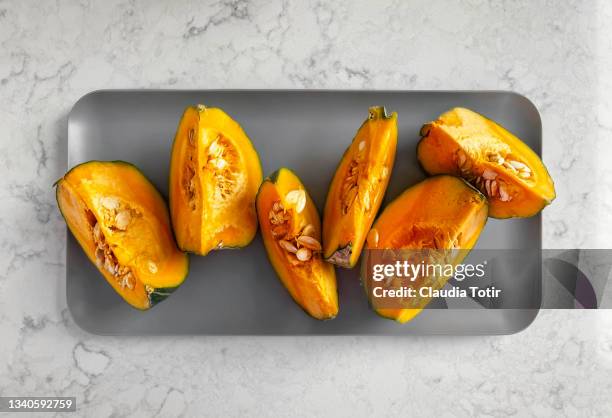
323;106;398;268
364;175;488;323
169;105;263;255
418;107;555;218
56;161;189;310
256;168;338;320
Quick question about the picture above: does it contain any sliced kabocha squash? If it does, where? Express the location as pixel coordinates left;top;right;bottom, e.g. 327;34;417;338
169;105;263;255
256;168;338;320
56;161;189;310
417;107;555;218
323;106;398;268
364;175;488;323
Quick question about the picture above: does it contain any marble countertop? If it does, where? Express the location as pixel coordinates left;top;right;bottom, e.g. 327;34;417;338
1;0;612;416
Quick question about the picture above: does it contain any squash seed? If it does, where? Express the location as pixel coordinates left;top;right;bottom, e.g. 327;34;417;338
279;239;298;253
491;180;498;196
301;224;315;237
285;189;306;214
114;210;131;230
297;235;322;251
296;247;312;261
95;248;104;266
148;261;158;274
498;184;511;201
101;197;120;211
482;169;497;180
503;161;518;173
205;136;241;203
509;160;527;170
121;272;134;290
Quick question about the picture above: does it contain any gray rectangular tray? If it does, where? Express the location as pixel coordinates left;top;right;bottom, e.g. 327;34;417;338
66;90;541;335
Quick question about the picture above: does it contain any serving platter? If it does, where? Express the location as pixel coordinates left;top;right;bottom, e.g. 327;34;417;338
66;90;541;335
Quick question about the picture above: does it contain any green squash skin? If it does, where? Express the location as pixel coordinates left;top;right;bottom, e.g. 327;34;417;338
148;286;180;308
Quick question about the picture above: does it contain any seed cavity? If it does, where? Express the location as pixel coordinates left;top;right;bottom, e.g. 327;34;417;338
91;219;134;290
456;150;526;202
340;135;371;215
205;136;243;205
183;129;198;210
98;195;139;231
268;201;321;265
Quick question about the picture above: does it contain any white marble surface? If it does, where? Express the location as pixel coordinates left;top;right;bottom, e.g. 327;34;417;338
1;0;612;416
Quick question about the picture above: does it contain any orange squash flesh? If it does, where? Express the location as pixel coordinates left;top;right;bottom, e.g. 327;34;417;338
257;168;338;320
418;107;555;218
323;106;398;268
169;105;263;255
365;175;488;323
56;161;189;310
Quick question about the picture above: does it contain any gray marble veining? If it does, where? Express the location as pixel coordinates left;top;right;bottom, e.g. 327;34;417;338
1;0;611;416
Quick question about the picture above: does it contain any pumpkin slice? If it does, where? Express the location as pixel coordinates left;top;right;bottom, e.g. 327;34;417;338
256;168;338;320
169;105;263;255
417;107;555;218
364;175;488;323
323;106;398;268
56;161;189;310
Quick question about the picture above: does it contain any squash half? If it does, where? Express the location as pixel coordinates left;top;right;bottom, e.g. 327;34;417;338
418;107;555;218
323;106;398;268
256;168;338;320
364;175;488;323
56;161;189;310
169;105;263;255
